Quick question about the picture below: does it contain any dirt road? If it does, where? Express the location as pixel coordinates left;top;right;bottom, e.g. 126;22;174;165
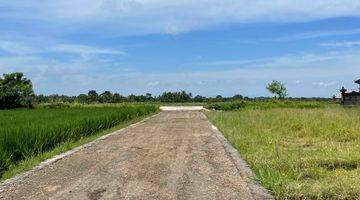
0;111;272;200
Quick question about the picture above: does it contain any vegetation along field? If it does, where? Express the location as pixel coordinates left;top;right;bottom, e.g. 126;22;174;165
0;104;158;178
206;105;360;199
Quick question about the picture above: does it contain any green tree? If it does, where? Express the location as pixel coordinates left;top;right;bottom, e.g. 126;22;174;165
266;80;287;99
232;94;243;100
87;90;99;103
113;93;125;103
128;94;137;102
145;93;153;101
76;94;88;103
159;91;192;102
100;91;113;103
0;72;35;109
194;95;206;102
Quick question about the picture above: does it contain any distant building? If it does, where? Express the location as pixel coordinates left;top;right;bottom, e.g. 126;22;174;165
340;79;360;106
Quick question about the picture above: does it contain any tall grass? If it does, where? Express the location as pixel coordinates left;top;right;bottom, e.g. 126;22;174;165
206;107;360;199
206;100;329;111
0;105;158;175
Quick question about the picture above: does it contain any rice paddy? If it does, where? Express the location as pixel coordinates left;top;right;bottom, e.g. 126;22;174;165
0;105;158;176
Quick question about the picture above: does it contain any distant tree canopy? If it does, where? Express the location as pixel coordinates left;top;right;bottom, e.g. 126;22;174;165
0;72;35;109
88;90;99;103
233;94;243;100
100;91;113;103
0;72;334;109
266;80;287;99
33;90;332;105
158;91;192;102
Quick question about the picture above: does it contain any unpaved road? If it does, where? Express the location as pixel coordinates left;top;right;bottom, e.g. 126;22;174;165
0;111;272;200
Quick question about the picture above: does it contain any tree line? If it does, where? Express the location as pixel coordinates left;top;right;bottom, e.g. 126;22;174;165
35;90;246;104
0;72;246;108
0;72;332;109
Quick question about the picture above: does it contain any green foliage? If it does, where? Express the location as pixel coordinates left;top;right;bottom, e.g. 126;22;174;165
267;80;288;99
87;90;99;103
232;94;243;100
207;108;360;199
76;94;88;103
100;91;113;103
0;105;158;175
193;95;206;102
0;72;35;109
207;101;246;111
34;88;334;105
206;100;326;111
158;91;192;102
36;102;73;109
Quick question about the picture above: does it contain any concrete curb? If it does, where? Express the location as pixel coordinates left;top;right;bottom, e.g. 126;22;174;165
0;112;161;192
201;112;274;200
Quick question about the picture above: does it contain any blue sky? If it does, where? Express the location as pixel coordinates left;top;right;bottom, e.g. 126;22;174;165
0;1;360;97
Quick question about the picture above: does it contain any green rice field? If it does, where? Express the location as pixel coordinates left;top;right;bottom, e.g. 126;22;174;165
0;105;158;176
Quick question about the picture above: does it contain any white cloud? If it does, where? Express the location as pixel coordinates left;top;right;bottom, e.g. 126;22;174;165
147;81;160;87
165;23;182;35
0;41;37;55
275;29;360;41
191;58;270;67
190;50;360;69
115;50;359;96
0;56;39;67
312;81;337;87
320;41;360;47
2;1;360;35
52;44;126;57
1;45;359;97
0;37;126;60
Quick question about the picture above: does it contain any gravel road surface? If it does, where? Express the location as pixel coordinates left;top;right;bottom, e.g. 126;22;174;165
0;111;272;200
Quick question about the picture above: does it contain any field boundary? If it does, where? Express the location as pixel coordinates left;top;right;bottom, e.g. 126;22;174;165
202;112;274;200
0;112;161;192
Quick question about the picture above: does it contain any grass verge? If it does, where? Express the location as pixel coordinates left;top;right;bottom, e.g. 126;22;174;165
206;100;332;111
206;107;360;199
